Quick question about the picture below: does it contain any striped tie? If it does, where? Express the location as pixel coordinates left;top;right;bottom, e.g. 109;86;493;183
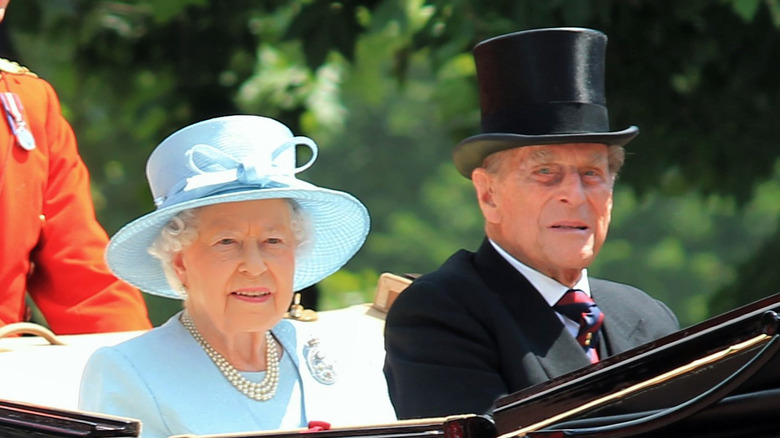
554;289;604;363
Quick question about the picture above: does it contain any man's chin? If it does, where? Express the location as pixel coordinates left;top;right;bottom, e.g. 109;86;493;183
548;251;596;271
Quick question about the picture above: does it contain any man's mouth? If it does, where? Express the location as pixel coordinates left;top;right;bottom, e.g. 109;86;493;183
552;225;588;230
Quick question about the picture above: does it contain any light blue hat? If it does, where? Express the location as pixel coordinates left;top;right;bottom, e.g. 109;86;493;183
106;115;370;299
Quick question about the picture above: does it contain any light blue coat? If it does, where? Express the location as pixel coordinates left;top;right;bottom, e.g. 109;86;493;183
78;312;396;438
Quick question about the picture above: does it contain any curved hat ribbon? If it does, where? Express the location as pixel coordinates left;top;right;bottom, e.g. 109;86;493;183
155;136;318;208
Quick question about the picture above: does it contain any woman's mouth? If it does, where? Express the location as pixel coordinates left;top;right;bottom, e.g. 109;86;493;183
233;291;269;297
231;290;271;302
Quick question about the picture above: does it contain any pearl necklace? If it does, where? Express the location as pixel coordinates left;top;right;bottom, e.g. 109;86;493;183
180;311;280;401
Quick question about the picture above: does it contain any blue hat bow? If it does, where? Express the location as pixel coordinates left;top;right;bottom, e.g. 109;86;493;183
155;136;318;208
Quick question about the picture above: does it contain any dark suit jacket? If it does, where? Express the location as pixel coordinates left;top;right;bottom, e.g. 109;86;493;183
383;239;679;419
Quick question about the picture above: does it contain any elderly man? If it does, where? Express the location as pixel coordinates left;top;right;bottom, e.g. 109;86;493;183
383;27;679;419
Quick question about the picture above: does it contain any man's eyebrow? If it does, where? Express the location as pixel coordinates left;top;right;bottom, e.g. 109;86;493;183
588;150;609;164
525;147;607;164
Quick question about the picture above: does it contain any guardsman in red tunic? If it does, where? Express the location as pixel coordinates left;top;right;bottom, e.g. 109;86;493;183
0;54;152;334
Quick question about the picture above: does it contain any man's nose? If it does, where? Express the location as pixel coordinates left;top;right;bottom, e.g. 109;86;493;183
557;171;587;204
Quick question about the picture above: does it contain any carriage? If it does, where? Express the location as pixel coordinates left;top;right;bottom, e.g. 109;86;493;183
1;274;778;438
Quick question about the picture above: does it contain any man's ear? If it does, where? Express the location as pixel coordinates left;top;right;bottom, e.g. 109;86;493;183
472;168;500;224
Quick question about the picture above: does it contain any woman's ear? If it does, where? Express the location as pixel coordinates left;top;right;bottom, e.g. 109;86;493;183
172;252;187;288
472;168;500;224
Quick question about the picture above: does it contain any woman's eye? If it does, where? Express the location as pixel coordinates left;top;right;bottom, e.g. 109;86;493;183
217;238;236;245
266;237;283;245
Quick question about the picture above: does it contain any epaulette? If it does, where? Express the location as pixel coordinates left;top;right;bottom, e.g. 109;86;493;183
0;58;38;78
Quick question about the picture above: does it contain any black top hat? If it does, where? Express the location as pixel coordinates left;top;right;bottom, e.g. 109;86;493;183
453;27;639;178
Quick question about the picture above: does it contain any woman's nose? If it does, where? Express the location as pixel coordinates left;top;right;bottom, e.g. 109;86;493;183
239;244;268;276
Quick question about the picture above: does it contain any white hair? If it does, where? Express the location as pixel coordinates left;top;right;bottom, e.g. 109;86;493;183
148;199;312;295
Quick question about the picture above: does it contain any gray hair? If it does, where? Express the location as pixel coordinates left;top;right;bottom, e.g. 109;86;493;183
148;199;312;295
482;144;626;178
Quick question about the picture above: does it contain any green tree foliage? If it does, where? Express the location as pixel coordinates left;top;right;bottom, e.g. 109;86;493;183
5;0;779;326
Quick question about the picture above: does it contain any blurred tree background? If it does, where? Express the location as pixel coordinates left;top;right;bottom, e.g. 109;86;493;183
3;0;778;327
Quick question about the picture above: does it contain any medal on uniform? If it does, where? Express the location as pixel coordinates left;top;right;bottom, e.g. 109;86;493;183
1;92;36;151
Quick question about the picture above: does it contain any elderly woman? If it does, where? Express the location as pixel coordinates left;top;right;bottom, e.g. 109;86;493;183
78;115;395;437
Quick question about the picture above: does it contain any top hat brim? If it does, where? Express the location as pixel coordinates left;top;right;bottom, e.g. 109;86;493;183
453;125;639;178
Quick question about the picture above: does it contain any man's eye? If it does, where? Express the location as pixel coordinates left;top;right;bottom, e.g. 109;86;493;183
537;167;552;175
583;169;605;179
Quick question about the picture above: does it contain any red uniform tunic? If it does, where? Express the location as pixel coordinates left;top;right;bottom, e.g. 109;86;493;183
0;60;151;334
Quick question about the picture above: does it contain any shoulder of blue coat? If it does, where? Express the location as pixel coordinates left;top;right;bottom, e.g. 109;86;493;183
273;317;298;340
0;58;38;77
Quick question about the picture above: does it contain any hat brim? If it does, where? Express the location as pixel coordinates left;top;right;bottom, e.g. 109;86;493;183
453;126;639;178
106;184;369;299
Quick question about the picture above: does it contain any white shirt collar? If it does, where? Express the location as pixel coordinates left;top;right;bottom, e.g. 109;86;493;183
488;239;591;306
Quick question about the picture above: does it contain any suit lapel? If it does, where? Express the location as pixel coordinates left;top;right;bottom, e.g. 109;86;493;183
473;240;592;379
592;282;646;357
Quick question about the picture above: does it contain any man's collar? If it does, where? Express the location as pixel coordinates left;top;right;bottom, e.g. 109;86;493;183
488;239;590;306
